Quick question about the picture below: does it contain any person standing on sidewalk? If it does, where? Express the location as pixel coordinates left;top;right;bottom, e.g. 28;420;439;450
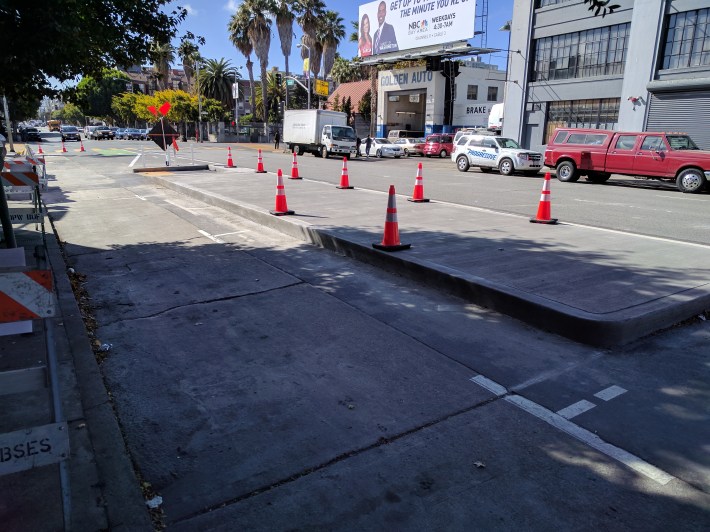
355;136;362;158
365;135;372;158
274;131;280;149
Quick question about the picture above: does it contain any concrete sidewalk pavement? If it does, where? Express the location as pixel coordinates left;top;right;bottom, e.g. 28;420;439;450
139;160;710;346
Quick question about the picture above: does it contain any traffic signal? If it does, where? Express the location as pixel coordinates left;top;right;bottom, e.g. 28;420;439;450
276;73;283;86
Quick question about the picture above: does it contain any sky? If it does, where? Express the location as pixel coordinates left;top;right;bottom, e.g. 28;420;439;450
171;0;515;75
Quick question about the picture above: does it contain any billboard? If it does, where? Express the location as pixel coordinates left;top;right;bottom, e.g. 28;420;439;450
357;0;476;57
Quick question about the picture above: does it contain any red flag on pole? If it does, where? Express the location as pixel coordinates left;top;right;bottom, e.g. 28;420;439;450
172;138;179;152
159;101;171;116
147;105;158;116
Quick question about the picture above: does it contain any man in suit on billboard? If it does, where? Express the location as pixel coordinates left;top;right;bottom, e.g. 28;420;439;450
373;1;398;54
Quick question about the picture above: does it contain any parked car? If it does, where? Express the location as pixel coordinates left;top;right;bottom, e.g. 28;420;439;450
141;129;150;140
93;126;115;140
20;127;42;142
124;128;144;140
544;127;710;193
115;128;126;139
393;137;425;157
422;134;454;158
453;128;496;144
452;134;543;176
359;138;403;158
85;126;100;139
60;125;81;142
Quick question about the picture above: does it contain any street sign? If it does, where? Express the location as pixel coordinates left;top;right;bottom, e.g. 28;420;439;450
148;120;179;151
315;79;329;97
0;422;69;476
286;79;295;86
232;83;238;99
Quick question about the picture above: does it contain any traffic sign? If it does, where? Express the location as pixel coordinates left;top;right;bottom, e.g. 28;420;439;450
286;79;294;86
315;79;329;97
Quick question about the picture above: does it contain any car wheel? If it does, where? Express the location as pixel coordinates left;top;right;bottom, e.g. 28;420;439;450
439;149;447;158
376;149;382;158
498;158;514;176
555;160;579;182
456;156;470;172
403;149;409;157
676;168;706;193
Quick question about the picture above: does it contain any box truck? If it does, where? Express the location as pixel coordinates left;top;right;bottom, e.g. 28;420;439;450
283;109;357;158
487;103;504;134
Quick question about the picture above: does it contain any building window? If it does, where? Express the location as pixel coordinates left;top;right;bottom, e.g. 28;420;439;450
467;85;478;100
544;98;620;143
661;8;710;70
487;86;498;101
537;0;574;7
532;23;630;81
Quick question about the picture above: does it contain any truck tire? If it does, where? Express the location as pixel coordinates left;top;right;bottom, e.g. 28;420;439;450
587;172;611;183
676;168;706;193
456;155;470;172
556;160;579;182
321;146;328;158
498;158;514;176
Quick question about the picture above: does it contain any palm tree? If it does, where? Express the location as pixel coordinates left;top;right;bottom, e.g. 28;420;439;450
253;71;286;122
177;40;199;93
319;11;345;80
295;0;326;80
200;58;239;108
244;0;272;126
228;10;256;121
150;41;175;90
273;1;296;82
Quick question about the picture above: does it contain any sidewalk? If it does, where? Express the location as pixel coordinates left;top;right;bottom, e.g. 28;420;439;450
138;158;710;347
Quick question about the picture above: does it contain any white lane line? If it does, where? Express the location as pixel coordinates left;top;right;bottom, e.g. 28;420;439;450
556;399;596;419
594;385;627;401
134;194;147;201
128;154;141;168
470;375;507;397
506;395;675;485
198;230;224;244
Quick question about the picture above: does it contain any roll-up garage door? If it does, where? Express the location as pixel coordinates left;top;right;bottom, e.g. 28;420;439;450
646;91;710;150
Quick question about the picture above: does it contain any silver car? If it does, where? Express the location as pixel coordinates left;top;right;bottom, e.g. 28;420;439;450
359;138;403;158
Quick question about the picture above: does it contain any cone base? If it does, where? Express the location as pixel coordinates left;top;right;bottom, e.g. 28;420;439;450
270;209;295;216
407;197;430;203
227;163;235;168
529;218;558;224
336;185;354;189
289;176;302;180
372;243;411;252
256;170;267;173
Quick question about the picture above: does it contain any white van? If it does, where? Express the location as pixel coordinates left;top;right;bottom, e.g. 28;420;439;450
387;130;425;141
487;103;504;133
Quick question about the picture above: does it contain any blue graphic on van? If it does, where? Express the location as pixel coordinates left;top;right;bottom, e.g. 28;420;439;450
467;149;497;160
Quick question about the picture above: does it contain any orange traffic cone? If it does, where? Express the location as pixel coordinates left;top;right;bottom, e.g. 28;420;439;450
336;157;353;189
289;152;301;179
256;148;266;173
61;140;67;153
80;140;85;152
269;169;294;216
407;162;429;203
530;172;558;224
226;146;234;168
373;185;411;252
38;143;44;154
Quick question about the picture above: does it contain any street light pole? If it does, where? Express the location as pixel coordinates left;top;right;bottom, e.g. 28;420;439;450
499;21;512;103
196;59;203;142
298;43;311;110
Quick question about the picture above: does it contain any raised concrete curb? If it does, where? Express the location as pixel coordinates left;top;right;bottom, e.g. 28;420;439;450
133;164;209;173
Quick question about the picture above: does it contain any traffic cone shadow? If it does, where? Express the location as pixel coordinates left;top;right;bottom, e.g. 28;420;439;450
269;169;295;216
530;172;558;224
289;152;301;179
407;162;429;203
336;157;353;189
373;185;411;251
256;148;266;173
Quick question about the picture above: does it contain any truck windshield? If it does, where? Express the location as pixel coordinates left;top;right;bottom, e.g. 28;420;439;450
497;138;522;149
666;135;699;150
332;126;356;140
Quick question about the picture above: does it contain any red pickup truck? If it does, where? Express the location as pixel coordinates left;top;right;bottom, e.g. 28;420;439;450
544;128;710;193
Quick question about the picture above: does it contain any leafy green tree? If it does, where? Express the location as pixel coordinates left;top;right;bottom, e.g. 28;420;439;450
58;102;84;125
253;72;285;123
112;93;140;126
74;70;131;122
0;2;186;104
330;56;365;84
331;95;341;112
319;11;345;80
358;89;371;124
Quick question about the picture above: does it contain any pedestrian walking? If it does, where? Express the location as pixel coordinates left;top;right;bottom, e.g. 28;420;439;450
355;136;362;157
365;135;372;158
274;131;281;149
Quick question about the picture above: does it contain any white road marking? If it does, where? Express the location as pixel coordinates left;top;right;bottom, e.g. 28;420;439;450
595;385;627;401
198;230;224;244
128;154;141;168
470;376;675;485
507;395;674;485
134;194;147;201
470;375;507;397
557;399;596;419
